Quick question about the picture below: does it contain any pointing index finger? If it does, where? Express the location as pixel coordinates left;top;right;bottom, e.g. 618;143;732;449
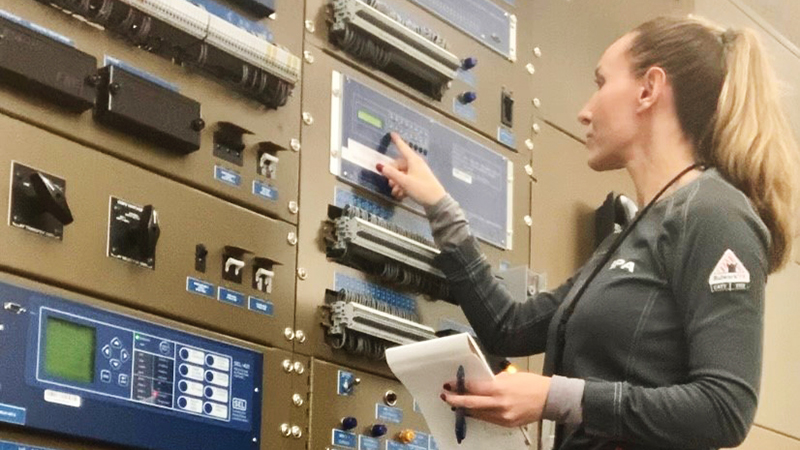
390;132;416;159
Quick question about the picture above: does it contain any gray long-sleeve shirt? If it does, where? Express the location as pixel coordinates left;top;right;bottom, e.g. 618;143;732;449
427;169;768;450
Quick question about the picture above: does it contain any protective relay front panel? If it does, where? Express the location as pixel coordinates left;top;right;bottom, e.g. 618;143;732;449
0;0;539;448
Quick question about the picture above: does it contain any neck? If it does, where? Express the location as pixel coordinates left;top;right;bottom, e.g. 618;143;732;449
625;131;700;207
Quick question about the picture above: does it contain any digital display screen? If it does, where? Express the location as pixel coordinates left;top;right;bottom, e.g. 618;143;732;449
44;317;96;384
357;109;383;129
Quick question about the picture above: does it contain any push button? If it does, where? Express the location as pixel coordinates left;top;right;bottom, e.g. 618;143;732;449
100;370;112;383
110;337;122;349
204;385;229;403
203;401;228;419
178;396;203;413
118;374;130;387
102;345;112;359
179;380;204;397
120;349;130;362
179;364;204;381
205;370;229;388
110;359;122;370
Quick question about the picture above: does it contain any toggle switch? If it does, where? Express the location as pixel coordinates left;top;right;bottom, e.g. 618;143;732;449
461;57;478;70
108;198;161;269
341;416;358;431
258;151;279;179
459;92;478;104
252;257;276;294
195;244;208;272
213;122;252;167
222;246;251;283
10;163;74;239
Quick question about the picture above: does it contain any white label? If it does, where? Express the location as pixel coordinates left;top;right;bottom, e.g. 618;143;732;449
206;369;230;388
180;380;204;398
452;167;473;184
206;354;230;372
709;249;750;292
44;390;82;408
179;396;203;414
205;385;229;403
182;364;205;382
204;402;228;419
182;348;205;365
342;139;394;174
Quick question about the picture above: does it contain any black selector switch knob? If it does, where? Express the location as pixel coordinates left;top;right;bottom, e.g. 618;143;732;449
29;172;74;225
108;197;161;269
137;205;161;262
9;163;72;239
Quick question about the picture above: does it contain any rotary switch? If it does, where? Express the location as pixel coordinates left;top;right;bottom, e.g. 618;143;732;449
108;198;161;269
10;163;74;239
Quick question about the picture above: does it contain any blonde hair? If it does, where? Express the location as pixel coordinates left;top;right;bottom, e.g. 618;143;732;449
629;17;800;272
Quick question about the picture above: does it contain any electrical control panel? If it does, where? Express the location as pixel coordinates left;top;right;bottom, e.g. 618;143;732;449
294;52;534;376
0;2;301;224
305;0;534;150
0;273;310;450
0;114;298;352
308;360;437;450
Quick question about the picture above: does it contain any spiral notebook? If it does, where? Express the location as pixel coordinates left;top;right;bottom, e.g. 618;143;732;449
385;333;531;449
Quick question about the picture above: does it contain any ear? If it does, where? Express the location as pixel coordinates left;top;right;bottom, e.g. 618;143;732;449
637;66;667;112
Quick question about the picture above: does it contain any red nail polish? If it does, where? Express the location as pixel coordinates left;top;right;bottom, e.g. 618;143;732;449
440;393;446;401
443;383;451;391
376;163;384;172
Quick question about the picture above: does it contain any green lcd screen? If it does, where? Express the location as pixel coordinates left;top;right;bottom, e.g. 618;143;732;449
357;109;383;129
44;317;96;384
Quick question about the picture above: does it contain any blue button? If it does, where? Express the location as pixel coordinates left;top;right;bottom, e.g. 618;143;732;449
102;345;112;359
178;397;188;408
110;337;122;349
459;91;478;104
110;359;121;370
118;374;129;387
461;57;478;70
159;341;171;355
120;349;130;362
205;371;214;382
100;370;112;383
370;424;387;437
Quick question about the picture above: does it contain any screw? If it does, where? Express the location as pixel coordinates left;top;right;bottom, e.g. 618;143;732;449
532;123;541;134
294;329;306;343
86;74;102;87
280;423;291;437
526;63;535;75
533;98;541;108
293;361;305;374
302;112;314;125
290;138;301;152
287;232;298;246
292;393;304;407
282;360;293;373
524;215;533;226
288;201;299;215
534;47;542;58
525;164;534;176
291;425;303;439
304;20;315;33
525;139;534;151
191;118;206;131
109;82;121;95
284;327;295;341
297;268;308;280
303;51;314;64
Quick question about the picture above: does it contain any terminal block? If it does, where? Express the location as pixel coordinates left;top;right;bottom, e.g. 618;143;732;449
9;163;74;240
41;0;301;108
325;205;449;300
108;198;161;269
0;12;97;111
329;0;461;99
323;288;436;360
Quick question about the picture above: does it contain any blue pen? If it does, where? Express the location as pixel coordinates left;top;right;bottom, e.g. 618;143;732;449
455;364;466;444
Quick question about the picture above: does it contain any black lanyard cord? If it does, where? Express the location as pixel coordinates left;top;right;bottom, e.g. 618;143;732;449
552;163;701;376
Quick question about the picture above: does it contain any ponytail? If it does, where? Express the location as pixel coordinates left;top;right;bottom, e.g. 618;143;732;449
630;17;800;272
712;28;800;272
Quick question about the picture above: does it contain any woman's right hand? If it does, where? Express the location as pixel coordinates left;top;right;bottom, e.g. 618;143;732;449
377;132;447;207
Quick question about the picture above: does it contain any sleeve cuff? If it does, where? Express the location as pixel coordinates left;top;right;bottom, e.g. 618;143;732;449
582;380;622;439
542;376;586;425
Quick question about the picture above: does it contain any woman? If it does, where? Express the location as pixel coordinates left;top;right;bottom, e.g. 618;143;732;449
377;16;799;450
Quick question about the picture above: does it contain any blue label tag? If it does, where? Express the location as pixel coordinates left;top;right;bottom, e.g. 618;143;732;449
186;277;216;298
410;431;429;448
215;165;242;187
217;287;245;307
376;404;403;424
0;403;26;425
385;441;406;450
429;436;439;450
452;99;477;123
104;56;180;92
0;9;74;47
0;441;56;450
248;296;274;316
332;429;357;448
252;180;278;201
358;435;381;450
413;399;421;413
497;127;516;149
456;68;477;87
189;0;274;42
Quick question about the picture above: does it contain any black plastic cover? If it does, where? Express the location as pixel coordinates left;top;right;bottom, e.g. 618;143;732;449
0;15;96;111
94;64;203;153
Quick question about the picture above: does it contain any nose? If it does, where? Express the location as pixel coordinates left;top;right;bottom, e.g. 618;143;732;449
578;105;591;126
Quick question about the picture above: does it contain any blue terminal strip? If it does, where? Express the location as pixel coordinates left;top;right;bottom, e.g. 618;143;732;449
334;75;511;249
334;188;433;242
0;9;74;47
334;273;418;315
0;441;57;450
0;281;262;450
189;0;274;42
103;56;180;93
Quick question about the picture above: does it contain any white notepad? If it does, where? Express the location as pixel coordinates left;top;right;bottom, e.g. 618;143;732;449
385;333;531;450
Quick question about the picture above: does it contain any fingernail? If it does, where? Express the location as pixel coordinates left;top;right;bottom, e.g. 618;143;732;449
440;393;446;402
443;383;451;391
451;407;456;411
376;163;384;172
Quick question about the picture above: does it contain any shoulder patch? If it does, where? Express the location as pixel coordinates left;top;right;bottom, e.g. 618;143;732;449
708;249;750;292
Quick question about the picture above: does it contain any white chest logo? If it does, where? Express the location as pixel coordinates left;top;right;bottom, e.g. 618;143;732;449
609;259;635;273
709;249;750;292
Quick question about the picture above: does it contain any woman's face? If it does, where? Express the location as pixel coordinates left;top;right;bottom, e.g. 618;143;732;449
578;33;643;171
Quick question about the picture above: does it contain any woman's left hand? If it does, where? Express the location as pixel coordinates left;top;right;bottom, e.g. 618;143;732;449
441;372;552;427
